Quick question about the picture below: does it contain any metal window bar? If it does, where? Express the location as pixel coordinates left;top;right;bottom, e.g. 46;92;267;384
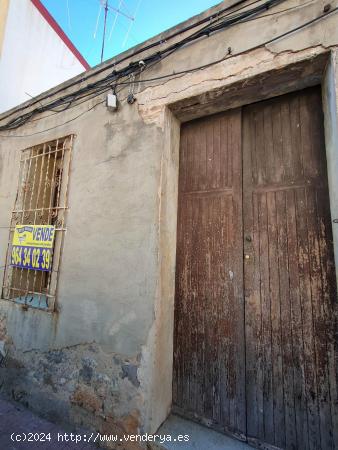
1;135;74;312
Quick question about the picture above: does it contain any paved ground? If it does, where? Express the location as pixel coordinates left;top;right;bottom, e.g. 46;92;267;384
0;398;97;449
0;397;254;450
155;414;252;450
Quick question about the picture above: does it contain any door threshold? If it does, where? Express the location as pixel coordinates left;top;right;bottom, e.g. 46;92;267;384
150;414;253;450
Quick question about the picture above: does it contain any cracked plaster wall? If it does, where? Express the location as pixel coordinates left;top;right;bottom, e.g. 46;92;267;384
0;0;338;444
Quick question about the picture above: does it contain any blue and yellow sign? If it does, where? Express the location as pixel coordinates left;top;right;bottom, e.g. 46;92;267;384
11;225;55;272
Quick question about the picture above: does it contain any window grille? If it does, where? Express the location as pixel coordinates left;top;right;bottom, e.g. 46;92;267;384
2;135;73;311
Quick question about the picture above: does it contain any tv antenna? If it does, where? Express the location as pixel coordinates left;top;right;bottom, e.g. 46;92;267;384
96;0;135;63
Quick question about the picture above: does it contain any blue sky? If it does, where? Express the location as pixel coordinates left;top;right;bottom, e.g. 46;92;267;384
41;0;222;68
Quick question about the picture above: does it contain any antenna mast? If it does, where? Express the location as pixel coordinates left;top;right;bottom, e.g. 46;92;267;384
100;0;109;63
98;0;136;63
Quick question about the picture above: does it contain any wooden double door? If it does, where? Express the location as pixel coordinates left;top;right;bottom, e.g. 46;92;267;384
173;87;338;450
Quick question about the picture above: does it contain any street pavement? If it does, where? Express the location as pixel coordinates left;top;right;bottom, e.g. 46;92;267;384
0;397;98;449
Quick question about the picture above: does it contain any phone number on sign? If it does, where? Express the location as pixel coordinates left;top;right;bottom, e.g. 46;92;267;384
11;245;52;271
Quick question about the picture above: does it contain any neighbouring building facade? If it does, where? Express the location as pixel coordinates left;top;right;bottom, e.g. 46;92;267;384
0;1;338;449
0;0;89;113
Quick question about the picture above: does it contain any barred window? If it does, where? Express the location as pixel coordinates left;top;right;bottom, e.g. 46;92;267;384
2;135;73;311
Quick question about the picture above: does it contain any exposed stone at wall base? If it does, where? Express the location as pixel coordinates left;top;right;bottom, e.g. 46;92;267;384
0;339;145;449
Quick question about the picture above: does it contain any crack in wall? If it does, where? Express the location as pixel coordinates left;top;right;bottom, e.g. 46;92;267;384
138;45;336;106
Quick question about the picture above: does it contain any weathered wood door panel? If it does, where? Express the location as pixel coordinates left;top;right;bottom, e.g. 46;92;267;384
173;109;246;439
174;87;338;450
243;87;338;450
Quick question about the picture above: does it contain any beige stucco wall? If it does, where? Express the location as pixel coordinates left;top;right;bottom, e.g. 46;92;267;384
0;0;337;443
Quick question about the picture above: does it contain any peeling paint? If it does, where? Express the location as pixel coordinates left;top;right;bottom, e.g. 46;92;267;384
0;0;337;443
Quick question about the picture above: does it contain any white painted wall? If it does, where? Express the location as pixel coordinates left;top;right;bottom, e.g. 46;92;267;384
0;0;87;113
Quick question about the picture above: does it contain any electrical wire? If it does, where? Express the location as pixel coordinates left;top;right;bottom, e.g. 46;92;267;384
0;83;129;138
27;0;275;125
0;0;264;123
0;0;272;127
1;5;336;138
8;74;124;126
0;0;286;132
114;4;336;87
1;0;335;135
0;100;106;138
1;5;336;139
239;0;315;21
5;10;337;136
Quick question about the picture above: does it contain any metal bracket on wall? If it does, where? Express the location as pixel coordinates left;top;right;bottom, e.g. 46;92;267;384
333;219;338;224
